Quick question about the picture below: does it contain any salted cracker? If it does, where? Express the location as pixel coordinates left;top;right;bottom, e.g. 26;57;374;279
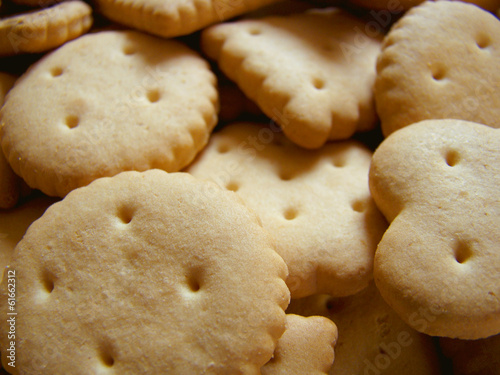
0;170;290;373
186;122;387;298
375;0;500;137
261;314;338;375
287;282;442;375
369;119;500;339
0;30;219;197
201;8;382;149
0;0;93;57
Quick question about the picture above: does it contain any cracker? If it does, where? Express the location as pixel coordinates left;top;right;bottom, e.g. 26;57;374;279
0;170;290;373
201;8;382;149
0;72;21;209
369;119;500;339
375;0;500;137
0;193;57;280
287;283;442;375
0;0;93;57
440;333;500;375
93;0;282;39
261;314;338;375
0;30;219;197
186;122;387;298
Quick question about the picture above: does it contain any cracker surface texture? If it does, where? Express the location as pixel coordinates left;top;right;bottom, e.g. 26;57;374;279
202;8;382;149
375;0;500;136
187;122;387;298
369;119;500;339
0;170;290;374
0;30;219;197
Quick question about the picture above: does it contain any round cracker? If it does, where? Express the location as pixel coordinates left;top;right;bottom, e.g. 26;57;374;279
0;170;290;373
375;0;500;137
0;30;219;197
0;0;93;57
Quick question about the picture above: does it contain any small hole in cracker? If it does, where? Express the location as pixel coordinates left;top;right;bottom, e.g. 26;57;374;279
65;115;79;129
249;27;262;36
50;67;63;77
445;149;460;167
332;157;345;168
313;78;325;90
279;171;294;181
476;33;491;49
431;65;446;81
123;45;136;55
146;89;160;103
41;271;55;294
217;143;230;154
100;352;114;367
226;181;239;192
186;272;201;292
454;240;473;264
352;199;366;213
284;207;298;220
118;206;134;225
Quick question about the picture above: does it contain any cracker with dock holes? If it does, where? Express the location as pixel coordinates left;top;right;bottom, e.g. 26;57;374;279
374;0;500;137
0;170;290;373
186;122;387;298
369;119;500;339
0;30;219;197
201;7;382;149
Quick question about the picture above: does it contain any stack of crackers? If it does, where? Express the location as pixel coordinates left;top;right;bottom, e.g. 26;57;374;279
0;0;499;373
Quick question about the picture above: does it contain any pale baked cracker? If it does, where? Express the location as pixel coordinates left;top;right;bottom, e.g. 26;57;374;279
261;314;338;375
369;119;500;339
186;122;387;298
0;30;219;197
0;193;57;280
375;0;500;137
93;0;282;39
201;8;382;149
440;333;500;375
287;282;442;375
0;72;21;209
0;0;93;57
0;170;290;373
